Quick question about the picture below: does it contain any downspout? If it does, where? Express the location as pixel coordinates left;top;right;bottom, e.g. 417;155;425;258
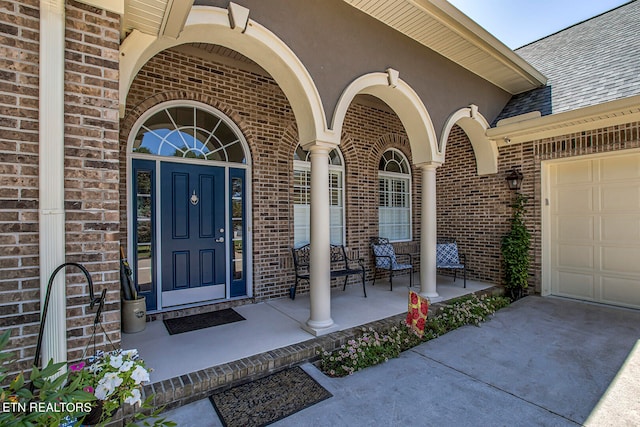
38;0;67;365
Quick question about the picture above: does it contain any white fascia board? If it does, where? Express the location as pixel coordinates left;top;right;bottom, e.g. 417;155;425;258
488;95;640;146
415;0;547;89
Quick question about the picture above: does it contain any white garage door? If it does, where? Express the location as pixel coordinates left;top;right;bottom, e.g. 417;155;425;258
548;152;640;309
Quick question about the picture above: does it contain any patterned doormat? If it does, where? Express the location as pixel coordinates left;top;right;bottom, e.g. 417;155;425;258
209;366;332;427
163;308;245;335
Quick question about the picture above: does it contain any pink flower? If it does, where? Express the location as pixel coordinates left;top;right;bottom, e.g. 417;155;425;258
70;362;85;371
84;386;94;393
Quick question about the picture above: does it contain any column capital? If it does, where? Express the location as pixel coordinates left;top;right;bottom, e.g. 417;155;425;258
416;161;442;171
300;139;339;153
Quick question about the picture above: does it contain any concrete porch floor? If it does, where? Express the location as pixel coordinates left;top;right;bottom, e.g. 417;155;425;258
123;275;493;384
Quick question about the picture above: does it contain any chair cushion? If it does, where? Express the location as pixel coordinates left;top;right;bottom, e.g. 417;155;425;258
406;290;429;338
372;243;397;269
437;264;464;269
436;242;460;266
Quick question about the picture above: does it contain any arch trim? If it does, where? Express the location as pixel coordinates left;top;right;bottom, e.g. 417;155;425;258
441;106;498;175
332;70;441;165
119;6;331;145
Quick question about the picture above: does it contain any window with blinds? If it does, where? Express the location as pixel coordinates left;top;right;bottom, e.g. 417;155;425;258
378;149;411;241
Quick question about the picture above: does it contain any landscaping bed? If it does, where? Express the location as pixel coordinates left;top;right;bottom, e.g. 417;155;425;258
318;293;511;377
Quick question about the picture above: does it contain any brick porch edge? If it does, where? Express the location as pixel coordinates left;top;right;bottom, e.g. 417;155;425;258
131;286;505;420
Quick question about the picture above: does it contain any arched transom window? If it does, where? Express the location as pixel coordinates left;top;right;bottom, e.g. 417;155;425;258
132;105;246;163
378;149;411;241
293;145;345;246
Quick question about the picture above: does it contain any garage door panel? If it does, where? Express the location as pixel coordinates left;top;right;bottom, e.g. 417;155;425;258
600;185;640;212
555;271;594;299
601;216;640;241
548;152;640;310
557;244;593;269
555;161;593;185
555;187;593;214
600;156;640;181
601;276;640;307
601;246;640;274
556;216;594;241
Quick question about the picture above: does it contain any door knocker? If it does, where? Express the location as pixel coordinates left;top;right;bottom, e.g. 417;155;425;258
190;190;199;206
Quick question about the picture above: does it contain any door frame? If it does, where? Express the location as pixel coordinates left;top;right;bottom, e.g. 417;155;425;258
126;100;253;312
541;148;640;299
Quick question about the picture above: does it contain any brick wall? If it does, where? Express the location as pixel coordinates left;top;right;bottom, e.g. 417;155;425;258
0;0;120;379
63;1;121;361
0;0;40;375
438;122;640;293
120;48;417;306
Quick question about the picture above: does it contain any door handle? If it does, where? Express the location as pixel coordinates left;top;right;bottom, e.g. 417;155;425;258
215;237;224;243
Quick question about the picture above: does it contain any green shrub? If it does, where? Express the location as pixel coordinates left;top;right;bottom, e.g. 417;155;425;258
318;294;510;377
501;193;531;298
318;327;403;377
436;293;511;329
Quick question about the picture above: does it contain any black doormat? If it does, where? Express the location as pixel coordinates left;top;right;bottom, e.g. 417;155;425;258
163;308;245;335
209;366;332;427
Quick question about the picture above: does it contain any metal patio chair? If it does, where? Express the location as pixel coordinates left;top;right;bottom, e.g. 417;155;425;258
436;238;466;288
370;237;413;290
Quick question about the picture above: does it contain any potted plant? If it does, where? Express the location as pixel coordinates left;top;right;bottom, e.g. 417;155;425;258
69;348;151;424
67;347;174;426
0;331;173;426
0;330;95;426
501;193;531;300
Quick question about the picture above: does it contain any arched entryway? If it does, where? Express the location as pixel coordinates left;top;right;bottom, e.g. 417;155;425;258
127;100;252;311
332;70;443;302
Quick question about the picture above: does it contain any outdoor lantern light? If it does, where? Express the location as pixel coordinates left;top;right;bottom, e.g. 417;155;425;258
506;166;523;191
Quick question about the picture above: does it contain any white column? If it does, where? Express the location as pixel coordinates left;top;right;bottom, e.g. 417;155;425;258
419;163;442;302
303;143;339;336
39;0;67;365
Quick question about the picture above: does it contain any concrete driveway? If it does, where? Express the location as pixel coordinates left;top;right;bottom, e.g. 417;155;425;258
164;296;640;426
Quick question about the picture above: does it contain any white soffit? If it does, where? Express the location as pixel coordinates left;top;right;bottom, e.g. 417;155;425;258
123;0;170;37
343;0;546;94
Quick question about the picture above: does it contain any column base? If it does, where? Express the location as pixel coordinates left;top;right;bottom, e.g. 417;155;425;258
302;320;340;336
420;291;443;303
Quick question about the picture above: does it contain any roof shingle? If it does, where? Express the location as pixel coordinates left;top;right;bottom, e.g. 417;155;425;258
495;0;640;124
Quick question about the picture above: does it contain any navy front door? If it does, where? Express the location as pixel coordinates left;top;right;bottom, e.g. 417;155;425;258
160;162;226;306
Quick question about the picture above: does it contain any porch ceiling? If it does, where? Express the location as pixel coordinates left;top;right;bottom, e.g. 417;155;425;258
122;0;546;95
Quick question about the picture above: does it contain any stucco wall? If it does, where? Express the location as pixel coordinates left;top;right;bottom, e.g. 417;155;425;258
194;0;512;138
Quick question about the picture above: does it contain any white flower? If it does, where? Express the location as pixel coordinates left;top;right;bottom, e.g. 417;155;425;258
109;355;123;369
121;349;139;359
131;365;150;384
95;383;113;400
124;388;142;406
99;372;124;391
119;360;134;372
